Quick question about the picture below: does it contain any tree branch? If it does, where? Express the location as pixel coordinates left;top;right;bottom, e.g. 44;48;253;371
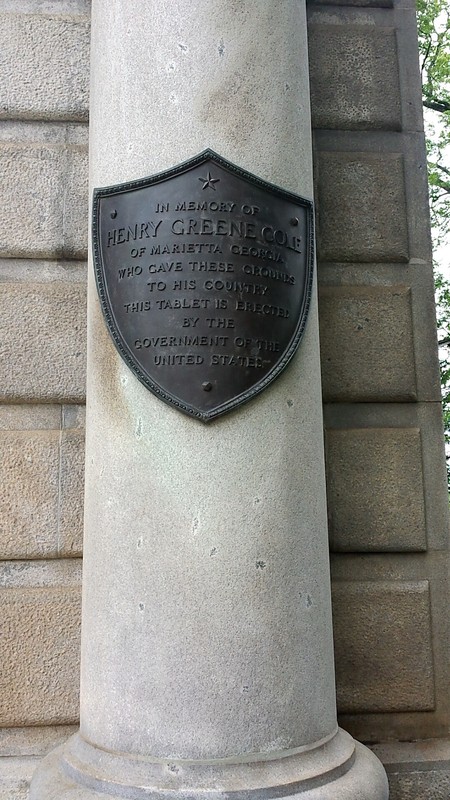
421;39;433;74
434;161;450;178
423;98;450;113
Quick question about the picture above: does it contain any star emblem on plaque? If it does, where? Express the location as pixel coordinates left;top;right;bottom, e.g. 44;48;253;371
92;150;314;421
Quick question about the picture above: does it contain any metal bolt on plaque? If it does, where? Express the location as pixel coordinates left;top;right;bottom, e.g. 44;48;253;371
92;150;314;421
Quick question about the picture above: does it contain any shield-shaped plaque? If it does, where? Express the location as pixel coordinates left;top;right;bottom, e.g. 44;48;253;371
92;150;314;421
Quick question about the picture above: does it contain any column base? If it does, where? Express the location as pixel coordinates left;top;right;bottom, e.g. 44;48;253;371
30;728;388;800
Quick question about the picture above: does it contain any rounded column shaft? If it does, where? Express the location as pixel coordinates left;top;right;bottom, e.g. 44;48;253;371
31;2;389;797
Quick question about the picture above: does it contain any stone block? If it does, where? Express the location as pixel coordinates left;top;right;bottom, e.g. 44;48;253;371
62;404;86;430
0;404;61;431
372;740;450;800
0;558;82;589
0;281;86;402
319;285;416;401
309;1;393;6
63;147;90;257
0;12;89;121
309;26;401;130
386;771;450;800
332;580;434;713
325;427;426;551
316;152;408;262
0;585;81;726
323;402;450;551
0;427;84;559
0;726;76;757
0;728;75;797
0;430;59;559
0;757;36;800
0;140;88;259
59;428;85;556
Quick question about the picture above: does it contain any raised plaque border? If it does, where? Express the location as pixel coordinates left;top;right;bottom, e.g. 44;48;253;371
92;149;315;421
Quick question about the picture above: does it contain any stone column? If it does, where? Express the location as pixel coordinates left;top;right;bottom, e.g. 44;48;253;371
31;1;388;798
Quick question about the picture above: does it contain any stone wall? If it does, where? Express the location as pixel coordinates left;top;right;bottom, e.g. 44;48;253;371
0;0;89;733
0;0;448;792
308;0;450;746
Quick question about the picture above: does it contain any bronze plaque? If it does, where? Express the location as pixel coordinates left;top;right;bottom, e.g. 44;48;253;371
93;150;314;421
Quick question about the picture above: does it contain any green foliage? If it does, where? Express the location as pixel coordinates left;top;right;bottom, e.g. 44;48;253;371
417;1;450;244
434;274;450;449
418;0;450;108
